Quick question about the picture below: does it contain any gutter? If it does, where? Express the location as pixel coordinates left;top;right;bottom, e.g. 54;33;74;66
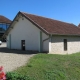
50;33;80;37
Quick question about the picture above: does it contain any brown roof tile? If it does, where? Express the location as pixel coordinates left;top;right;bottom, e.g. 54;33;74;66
21;12;80;35
0;15;11;24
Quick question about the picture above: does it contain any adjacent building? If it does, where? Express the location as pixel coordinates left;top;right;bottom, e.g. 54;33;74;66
3;11;80;54
0;15;11;40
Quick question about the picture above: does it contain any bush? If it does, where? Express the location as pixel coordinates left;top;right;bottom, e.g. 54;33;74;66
6;72;34;80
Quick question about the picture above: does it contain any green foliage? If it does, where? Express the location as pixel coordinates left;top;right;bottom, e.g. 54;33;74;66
12;53;80;80
6;72;35;80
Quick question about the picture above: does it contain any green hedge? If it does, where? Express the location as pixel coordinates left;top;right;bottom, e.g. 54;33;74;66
6;72;35;80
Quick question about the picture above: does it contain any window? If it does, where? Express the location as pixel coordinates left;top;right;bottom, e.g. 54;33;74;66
64;39;67;51
0;23;10;31
6;24;10;29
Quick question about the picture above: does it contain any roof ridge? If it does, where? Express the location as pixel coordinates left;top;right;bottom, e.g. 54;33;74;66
3;11;80;37
20;11;77;27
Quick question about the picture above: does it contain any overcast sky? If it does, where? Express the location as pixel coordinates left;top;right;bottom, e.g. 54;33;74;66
0;0;80;26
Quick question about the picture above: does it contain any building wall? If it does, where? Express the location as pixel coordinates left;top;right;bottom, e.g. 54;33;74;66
6;16;80;54
7;16;49;52
49;36;80;54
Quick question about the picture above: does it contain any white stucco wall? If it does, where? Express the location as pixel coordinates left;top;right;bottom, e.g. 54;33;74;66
49;36;80;54
7;16;49;52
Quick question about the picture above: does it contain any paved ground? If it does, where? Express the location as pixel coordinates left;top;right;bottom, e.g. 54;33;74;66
0;43;35;72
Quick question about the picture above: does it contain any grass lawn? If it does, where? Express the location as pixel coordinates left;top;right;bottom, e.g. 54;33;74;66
13;53;80;80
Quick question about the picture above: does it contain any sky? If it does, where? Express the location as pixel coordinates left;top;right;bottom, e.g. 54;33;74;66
0;0;80;26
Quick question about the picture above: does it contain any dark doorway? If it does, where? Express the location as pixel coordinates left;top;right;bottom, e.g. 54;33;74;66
64;39;67;51
21;40;25;50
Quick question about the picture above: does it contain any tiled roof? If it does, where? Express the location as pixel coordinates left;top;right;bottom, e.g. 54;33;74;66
21;12;80;35
0;15;11;24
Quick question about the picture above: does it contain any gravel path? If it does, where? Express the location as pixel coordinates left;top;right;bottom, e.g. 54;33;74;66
0;43;35;72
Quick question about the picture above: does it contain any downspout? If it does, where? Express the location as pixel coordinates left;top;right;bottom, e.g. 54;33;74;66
39;31;52;53
49;35;52;53
42;34;52;52
39;31;42;52
9;34;11;49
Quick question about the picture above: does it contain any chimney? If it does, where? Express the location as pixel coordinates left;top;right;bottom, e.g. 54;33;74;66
78;23;80;28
